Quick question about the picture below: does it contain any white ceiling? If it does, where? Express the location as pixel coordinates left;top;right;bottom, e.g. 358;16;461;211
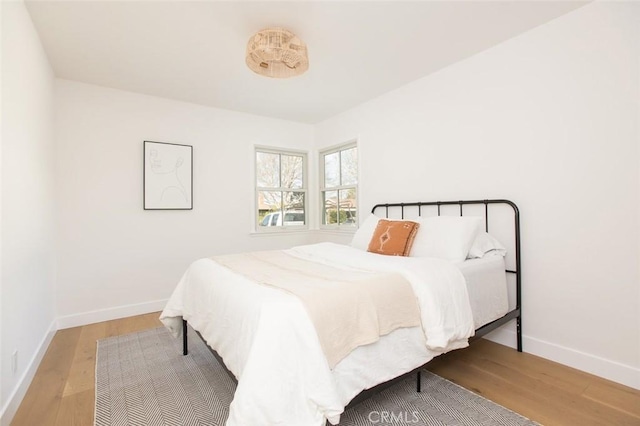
25;1;588;124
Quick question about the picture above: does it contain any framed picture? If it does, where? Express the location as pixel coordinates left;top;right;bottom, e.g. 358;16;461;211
143;141;193;210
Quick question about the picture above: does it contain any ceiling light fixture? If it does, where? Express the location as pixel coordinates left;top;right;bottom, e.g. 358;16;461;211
246;28;309;78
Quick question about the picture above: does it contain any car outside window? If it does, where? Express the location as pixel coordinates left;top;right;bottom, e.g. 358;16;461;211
256;148;307;231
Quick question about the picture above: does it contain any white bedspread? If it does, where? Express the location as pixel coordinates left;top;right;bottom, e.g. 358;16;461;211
160;242;474;426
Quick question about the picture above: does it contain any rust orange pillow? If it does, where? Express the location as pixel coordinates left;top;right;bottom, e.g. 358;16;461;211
367;219;420;256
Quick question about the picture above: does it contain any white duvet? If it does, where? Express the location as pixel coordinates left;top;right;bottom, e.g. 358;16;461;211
160;242;474;426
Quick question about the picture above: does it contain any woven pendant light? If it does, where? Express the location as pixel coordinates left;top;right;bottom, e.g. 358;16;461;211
246;28;309;78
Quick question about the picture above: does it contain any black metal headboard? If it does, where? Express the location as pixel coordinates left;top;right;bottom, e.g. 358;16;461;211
371;199;522;351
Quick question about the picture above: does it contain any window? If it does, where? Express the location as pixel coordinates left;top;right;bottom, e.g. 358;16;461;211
256;147;307;230
320;142;357;228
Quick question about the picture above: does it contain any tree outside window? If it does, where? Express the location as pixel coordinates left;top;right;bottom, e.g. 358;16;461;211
321;143;357;227
256;149;307;229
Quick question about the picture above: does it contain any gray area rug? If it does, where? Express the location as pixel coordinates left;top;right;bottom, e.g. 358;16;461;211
95;327;538;426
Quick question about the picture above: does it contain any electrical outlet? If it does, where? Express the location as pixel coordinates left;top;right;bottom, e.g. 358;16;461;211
11;350;18;374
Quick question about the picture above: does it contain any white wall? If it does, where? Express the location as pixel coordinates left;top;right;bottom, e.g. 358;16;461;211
1;0;57;422
315;2;640;388
54;80;315;326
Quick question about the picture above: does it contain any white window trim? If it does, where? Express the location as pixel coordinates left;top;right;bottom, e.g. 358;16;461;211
319;140;358;231
254;146;309;233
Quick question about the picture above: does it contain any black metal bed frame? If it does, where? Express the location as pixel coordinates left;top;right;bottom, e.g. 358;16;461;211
371;199;522;351
181;198;522;414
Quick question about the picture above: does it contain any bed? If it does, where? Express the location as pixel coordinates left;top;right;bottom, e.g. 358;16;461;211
160;199;522;426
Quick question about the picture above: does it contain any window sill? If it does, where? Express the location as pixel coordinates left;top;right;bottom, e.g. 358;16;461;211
249;228;356;237
317;227;357;236
250;228;314;237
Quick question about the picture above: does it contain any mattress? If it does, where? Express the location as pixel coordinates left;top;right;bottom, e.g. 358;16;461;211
457;255;509;329
329;255;509;409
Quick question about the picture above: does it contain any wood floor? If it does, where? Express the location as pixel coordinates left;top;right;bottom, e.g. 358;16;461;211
11;313;640;426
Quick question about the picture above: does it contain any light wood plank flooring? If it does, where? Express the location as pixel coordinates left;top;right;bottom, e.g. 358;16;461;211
11;313;640;425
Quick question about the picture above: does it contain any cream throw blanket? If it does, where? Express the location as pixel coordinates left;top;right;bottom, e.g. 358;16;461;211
212;250;421;368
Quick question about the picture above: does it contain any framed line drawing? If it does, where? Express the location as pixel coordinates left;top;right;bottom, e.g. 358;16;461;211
144;141;193;210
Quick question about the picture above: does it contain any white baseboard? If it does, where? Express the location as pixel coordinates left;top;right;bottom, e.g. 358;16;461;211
484;326;640;390
0;319;57;426
56;299;168;330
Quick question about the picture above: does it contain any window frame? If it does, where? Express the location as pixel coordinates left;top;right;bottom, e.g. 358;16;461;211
319;141;358;231
255;146;308;233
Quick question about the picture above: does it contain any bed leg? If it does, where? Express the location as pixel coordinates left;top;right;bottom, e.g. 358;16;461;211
416;370;421;393
517;316;523;352
182;319;188;355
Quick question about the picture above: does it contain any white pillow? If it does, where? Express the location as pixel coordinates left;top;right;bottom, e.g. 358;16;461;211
350;214;381;251
467;232;507;259
410;216;483;262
